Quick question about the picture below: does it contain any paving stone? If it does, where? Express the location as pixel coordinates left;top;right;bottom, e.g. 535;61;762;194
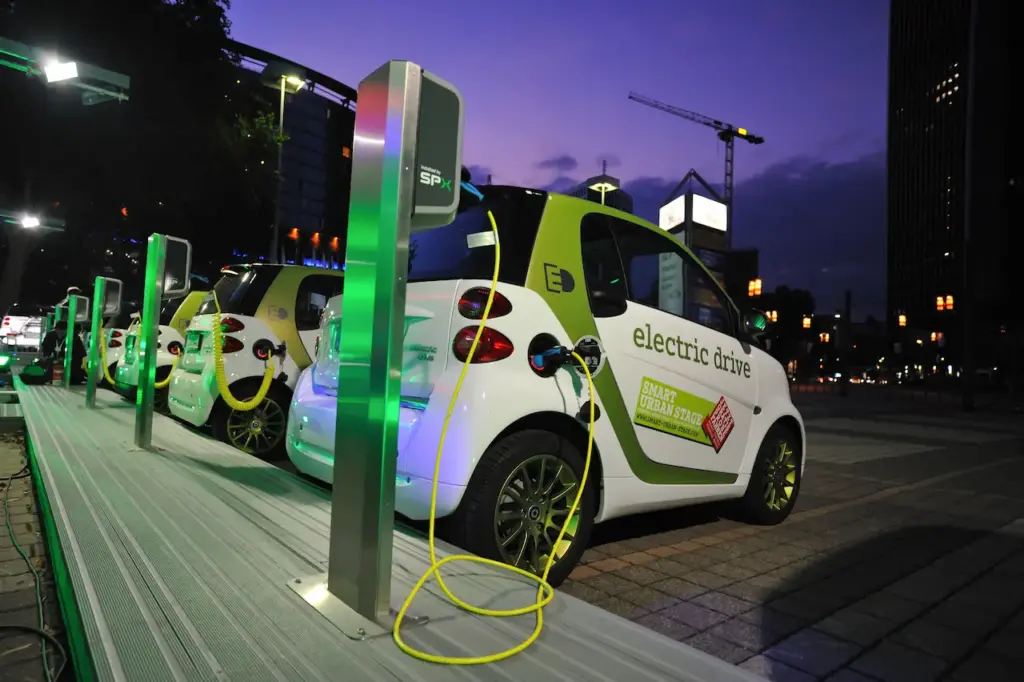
658;600;729;630
850;641;947;682
709;616;793;650
690;591;757;617
644;545;681;558
579;572;636;595
632;613;697;642
813;607;899;646
738;606;809;638
617;585;679;611
849;593;928;624
764;628;862;677
983;626;1024;661
706;561;761;581
682;568;734;589
766;593;840;621
890;618;980;660
609;563;668;586
949;651;1018;682
739;654;817;682
587;557;630;572
558;580;607;603
643;557;695;578
566;565;601;581
823;669;880;682
590;596;649;619
719;579;778;603
649;577;707;600
925;600;1003;634
619;551;658;565
684;632;754;664
691;545;734;562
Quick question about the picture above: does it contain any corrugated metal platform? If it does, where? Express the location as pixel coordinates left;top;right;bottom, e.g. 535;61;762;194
18;383;765;682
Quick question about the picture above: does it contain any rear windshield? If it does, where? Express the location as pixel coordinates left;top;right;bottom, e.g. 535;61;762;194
159;297;188;326
107;304;139;329
407;186;546;286
196;265;281;316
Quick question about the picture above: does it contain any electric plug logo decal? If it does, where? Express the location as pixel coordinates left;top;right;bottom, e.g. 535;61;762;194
543;263;576;294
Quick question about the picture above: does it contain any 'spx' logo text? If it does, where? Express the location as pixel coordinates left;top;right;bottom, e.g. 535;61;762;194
419;170;452;191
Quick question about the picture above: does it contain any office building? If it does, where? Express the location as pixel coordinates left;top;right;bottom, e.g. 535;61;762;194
886;0;1019;363
229;41;356;266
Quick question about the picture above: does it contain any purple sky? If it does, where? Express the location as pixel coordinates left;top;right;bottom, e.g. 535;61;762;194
229;0;891;315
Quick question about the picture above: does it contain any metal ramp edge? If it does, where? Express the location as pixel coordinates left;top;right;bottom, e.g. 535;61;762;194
16;381;767;682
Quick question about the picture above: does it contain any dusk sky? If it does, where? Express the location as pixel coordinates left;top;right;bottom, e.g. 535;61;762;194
229;0;891;316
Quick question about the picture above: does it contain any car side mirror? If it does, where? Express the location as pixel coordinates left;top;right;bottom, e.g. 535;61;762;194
589;287;627;318
742;309;770;338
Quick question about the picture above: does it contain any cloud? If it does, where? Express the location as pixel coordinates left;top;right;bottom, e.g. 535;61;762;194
465;164;493;184
535;154;579;173
621;152;886;316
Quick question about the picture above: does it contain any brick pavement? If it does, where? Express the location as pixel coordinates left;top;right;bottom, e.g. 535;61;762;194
0;431;65;682
562;403;1024;681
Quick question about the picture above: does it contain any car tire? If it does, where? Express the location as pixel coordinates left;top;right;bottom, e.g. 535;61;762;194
444;429;597;588
739;423;802;525
211;381;291;460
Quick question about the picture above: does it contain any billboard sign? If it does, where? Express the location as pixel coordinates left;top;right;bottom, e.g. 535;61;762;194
692;194;728;232
659;194;687;231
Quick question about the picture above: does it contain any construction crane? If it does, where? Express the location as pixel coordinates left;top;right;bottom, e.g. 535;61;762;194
627;91;764;210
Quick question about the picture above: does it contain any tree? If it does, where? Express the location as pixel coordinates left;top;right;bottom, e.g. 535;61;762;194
0;0;280;310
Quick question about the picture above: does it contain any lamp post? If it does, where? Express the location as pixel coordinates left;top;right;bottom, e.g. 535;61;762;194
588;161;620;206
260;62;307;263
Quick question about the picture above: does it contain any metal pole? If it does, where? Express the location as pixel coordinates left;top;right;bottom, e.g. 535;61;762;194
839;290;852;398
961;0;979;413
270;76;287;264
85;278;105;408
134;234;167;449
62;297;77;389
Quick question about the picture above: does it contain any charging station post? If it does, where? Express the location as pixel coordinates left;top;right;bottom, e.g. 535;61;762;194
134;234;191;448
289;60;463;638
86;276;122;408
62;295;88;389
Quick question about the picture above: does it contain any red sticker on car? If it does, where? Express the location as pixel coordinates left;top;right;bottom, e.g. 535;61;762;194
702;397;735;453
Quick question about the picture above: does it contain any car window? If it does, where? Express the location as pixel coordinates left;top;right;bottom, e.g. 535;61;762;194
196;265;281;316
604;216;735;335
580;216;628;317
295;275;343;331
407;186;546;286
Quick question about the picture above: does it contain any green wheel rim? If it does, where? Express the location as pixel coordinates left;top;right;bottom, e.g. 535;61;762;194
226;397;286;455
493;454;580;576
764;441;797;511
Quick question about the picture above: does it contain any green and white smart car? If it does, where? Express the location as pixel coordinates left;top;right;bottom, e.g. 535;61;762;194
286;185;805;585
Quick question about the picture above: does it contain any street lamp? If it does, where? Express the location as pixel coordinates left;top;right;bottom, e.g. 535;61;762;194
43;59;78;83
20;215;41;228
260;61;307;263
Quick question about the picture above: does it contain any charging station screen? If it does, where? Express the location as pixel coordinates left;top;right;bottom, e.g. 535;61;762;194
413;72;463;220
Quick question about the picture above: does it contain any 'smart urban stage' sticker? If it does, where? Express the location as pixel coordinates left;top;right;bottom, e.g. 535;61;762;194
702;396;735;453
633;376;732;449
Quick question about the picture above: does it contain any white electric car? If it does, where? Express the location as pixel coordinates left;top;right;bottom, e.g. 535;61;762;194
285;186;806;586
168;264;343;457
2;303;49;351
113;291;205;410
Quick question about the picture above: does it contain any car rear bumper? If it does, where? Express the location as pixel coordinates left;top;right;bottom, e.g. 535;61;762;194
168;365;218;426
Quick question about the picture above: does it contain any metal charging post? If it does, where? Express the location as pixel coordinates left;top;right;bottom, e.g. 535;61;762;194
86;279;105;407
134;234;191;449
42;313;52;339
289;60;463;638
62;297;78;389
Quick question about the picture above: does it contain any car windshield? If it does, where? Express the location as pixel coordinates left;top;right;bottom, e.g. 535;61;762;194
6;303;48;317
407;185;547;286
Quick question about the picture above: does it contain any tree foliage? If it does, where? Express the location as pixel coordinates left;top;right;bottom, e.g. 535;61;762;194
0;0;280;308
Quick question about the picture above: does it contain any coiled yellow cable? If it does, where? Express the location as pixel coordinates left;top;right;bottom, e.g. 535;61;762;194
154;356;179;389
209;291;275;412
97;332;118;386
393;210;596;665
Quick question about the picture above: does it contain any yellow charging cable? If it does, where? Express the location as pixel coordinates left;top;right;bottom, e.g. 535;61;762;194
154;355;179;389
209;291;275;411
97;331;118;386
393;210;596;665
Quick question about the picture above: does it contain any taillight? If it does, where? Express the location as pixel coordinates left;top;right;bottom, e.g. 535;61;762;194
109;339;122;348
221;336;244;353
458;288;512;320
168;341;183;356
452;326;514;364
221;317;245;333
1;317;9;327
111;330;123;338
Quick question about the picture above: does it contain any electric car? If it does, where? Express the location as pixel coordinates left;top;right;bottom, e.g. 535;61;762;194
113;291;205;410
285;185;806;586
2;303;50;351
168;264;343;458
